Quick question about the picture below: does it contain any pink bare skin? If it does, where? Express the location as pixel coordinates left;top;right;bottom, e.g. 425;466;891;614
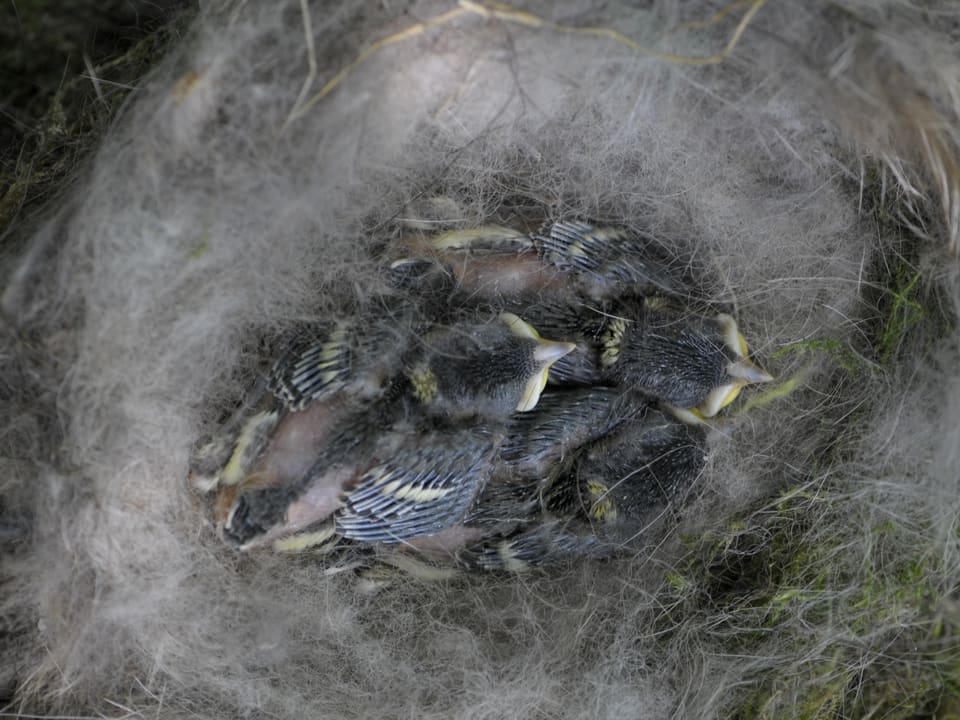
449;252;567;297
238;464;357;549
217;398;360;546
253;399;344;484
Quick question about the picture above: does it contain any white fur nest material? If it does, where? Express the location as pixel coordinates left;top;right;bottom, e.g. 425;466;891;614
2;1;959;718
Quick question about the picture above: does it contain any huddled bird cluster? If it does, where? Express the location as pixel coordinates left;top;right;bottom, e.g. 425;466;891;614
189;221;772;572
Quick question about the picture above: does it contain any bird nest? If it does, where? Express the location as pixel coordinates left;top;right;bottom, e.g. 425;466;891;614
3;2;959;718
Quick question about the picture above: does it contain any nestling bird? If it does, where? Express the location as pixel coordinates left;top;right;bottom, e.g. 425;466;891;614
214;395;368;548
268;307;576;420
385;241;568;306
404;388;650;559
334;423;500;543
392;395;706;572
189;302;419;492
545;407;708;532
397;311;576;418
322;388;649;567
530;220;682;299
269;303;423;410
497;386;652;481
455;520;604;572
451;405;708;571
221;415;501;550
385;220;681;304
523;295;773;416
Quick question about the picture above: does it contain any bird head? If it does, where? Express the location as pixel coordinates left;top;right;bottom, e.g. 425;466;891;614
499;312;577;412
695;313;773;417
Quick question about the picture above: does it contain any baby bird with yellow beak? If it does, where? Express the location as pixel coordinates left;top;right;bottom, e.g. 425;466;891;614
525;296;773;417
400;312;576;418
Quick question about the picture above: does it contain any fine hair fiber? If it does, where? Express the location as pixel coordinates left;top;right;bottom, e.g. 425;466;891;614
2;1;959;718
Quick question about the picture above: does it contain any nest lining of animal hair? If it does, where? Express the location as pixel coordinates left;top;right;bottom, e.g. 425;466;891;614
2;1;959;718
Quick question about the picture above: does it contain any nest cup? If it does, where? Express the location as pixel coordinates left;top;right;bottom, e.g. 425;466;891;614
2;1;959;718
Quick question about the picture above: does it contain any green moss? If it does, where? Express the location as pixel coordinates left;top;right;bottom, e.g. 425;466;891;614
664;570;687;593
662;486;959;719
852;163;957;366
875;264;926;364
694;162;960;718
739;667;848;720
769;337;867;373
188;231;211;260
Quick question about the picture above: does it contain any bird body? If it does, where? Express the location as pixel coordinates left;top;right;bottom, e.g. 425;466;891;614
599;305;772;416
523;296;771;416
335;424;500;543
390;394;702;571
269;305;424;410
497;387;651;481
456;521;603;572
218;402;372;548
548;408;708;530
386;220;680;305
531;221;681;299
398;312;575;418
221;416;501;550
